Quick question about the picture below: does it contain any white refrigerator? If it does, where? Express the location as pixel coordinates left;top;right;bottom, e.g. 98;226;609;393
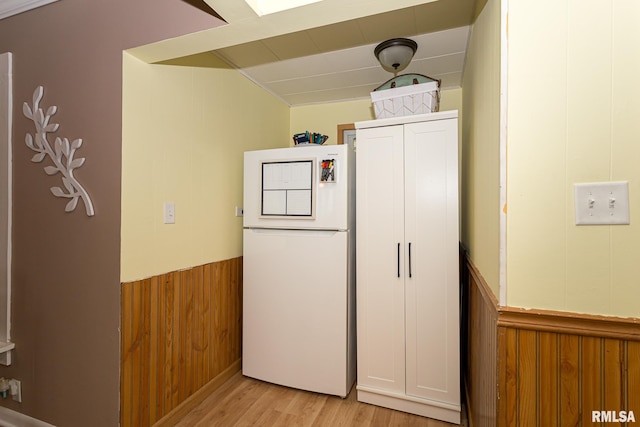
242;144;356;398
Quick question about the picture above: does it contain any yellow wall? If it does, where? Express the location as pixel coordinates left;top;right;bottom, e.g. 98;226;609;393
121;52;290;282
440;88;464;160
460;0;502;298
506;1;640;317
289;89;463;146
440;88;462;113
121;52;463;283
289;98;374;145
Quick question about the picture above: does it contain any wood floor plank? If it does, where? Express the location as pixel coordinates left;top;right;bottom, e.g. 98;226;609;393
280;389;324;423
175;373;464;427
351;401;376;425
310;394;343;426
329;393;364;427
170;372;238;425
369;407;392;427
237;382;294;426
189;377;263;427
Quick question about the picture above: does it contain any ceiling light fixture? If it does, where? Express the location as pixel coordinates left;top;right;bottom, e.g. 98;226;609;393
374;38;418;74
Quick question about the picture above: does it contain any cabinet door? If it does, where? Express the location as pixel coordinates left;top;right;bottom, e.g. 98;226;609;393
356;125;406;393
404;119;460;405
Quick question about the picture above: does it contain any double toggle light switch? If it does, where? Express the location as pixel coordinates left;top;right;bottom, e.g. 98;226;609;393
574;181;630;225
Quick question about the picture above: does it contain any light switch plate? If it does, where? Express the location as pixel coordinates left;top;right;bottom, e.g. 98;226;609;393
574;181;630;225
164;202;175;224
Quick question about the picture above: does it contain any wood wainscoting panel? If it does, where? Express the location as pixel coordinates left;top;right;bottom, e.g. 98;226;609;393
463;254;499;427
629;342;640;417
539;332;559;424
559;334;579;426
581;336;601;426
495;329;640;427
120;257;243;427
463;252;640;427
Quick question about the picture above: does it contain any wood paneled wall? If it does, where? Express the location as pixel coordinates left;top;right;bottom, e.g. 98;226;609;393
497;312;640;427
462;253;640;427
120;257;243;427
463;254;499;427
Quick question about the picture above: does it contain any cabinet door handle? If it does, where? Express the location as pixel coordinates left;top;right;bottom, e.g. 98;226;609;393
397;243;401;278
408;242;412;278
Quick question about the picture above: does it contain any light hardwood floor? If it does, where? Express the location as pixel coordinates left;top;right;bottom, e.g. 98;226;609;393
175;373;466;426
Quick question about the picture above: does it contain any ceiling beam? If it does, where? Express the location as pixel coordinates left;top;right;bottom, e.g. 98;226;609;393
201;0;256;23
179;0;224;20
126;0;440;63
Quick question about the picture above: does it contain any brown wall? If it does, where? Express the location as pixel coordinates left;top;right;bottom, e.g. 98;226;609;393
0;1;223;425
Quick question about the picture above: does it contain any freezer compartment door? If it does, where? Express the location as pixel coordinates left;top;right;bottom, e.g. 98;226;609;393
242;228;351;397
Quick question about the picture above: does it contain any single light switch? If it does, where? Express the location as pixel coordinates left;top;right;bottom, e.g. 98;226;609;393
574;181;630;225
164;202;175;224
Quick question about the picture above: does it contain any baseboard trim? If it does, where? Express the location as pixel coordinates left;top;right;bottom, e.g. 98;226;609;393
0;407;55;427
153;359;241;427
357;386;461;425
465;257;498;316
498;306;640;341
465;253;640;341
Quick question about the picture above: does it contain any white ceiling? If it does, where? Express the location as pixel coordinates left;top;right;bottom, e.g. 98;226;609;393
0;0;481;106
209;0;479;106
216;26;469;106
0;0;58;20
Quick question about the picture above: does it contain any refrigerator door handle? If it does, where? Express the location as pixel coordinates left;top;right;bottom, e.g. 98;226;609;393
397;243;401;278
246;228;340;237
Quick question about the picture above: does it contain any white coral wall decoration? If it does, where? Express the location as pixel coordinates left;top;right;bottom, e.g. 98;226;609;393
23;86;94;216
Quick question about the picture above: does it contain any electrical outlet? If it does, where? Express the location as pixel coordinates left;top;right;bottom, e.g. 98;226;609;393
9;379;21;403
235;206;243;217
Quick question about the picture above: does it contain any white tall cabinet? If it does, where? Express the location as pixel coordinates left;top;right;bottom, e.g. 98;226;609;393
355;111;460;424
